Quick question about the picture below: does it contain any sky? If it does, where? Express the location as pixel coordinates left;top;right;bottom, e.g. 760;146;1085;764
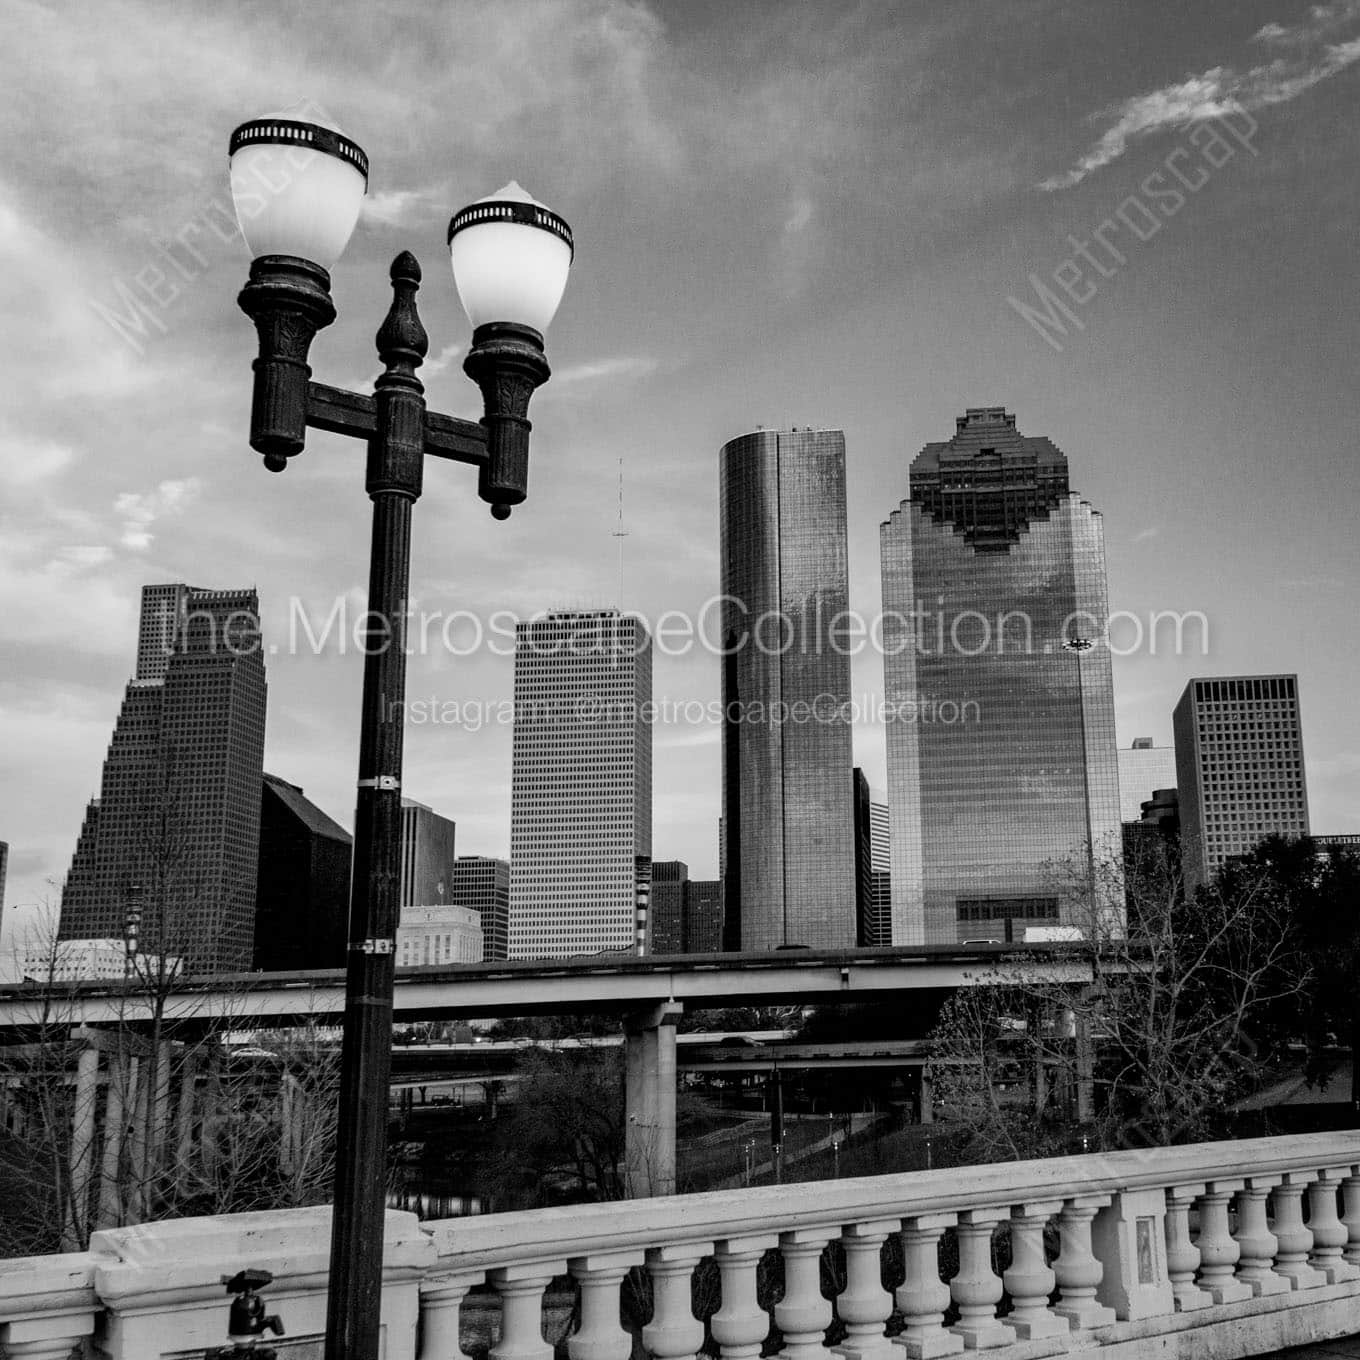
2;0;1359;937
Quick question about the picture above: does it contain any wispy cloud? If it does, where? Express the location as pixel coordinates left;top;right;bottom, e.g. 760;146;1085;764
1040;3;1360;189
361;186;445;228
551;355;658;388
114;478;203;551
1132;526;1160;544
3;435;76;485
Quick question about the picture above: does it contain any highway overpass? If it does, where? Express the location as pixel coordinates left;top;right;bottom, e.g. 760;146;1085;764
0;944;1097;1030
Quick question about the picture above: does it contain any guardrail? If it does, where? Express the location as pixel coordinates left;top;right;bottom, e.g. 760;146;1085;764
4;1130;1360;1359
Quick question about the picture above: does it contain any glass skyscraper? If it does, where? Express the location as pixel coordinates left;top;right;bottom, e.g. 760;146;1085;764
880;408;1121;944
508;610;652;959
719;428;856;950
398;799;458;907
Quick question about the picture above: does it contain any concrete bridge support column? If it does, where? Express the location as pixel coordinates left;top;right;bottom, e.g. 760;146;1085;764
624;1001;682;1198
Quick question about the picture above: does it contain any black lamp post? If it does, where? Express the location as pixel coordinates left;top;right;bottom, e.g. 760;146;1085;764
228;113;573;1360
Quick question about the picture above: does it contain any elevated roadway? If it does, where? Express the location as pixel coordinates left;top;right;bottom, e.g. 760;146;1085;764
0;944;1096;1030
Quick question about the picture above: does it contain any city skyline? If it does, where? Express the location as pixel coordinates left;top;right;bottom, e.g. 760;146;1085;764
4;2;1360;929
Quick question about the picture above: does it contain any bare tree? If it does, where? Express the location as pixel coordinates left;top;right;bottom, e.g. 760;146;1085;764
926;840;1309;1162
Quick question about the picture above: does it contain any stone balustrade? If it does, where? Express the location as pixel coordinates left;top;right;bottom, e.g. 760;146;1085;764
5;1131;1360;1360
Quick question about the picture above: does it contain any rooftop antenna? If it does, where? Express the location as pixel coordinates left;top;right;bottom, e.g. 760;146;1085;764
612;458;629;609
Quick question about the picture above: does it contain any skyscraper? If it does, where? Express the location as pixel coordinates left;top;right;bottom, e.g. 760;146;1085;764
399;800;458;908
719;428;856;951
1173;675;1309;888
0;840;7;940
508;610;652;959
255;773;352;971
449;855;509;961
1117;737;1178;822
881;408;1121;944
683;880;724;953
650;860;688;954
60;584;268;973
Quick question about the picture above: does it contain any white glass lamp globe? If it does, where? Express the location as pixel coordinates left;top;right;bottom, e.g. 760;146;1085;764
229;112;368;269
447;182;573;333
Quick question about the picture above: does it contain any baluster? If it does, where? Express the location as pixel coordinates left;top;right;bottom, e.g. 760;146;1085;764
490;1262;564;1360
948;1211;1012;1350
1232;1177;1289;1298
569;1250;646;1360
1271;1172;1326;1290
834;1220;896;1360
713;1235;777;1360
1052;1195;1116;1329
1307;1169;1359;1284
1004;1200;1067;1340
776;1230;833;1360
894;1213;963;1359
1192;1181;1251;1304
1164;1185;1211;1312
1341;1165;1360;1267
643;1243;711;1360
420;1271;481;1360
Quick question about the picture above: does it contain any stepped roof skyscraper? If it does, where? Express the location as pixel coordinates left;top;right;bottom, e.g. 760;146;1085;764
719;428;856;950
508;610;652;959
880;408;1121;944
60;584;267;973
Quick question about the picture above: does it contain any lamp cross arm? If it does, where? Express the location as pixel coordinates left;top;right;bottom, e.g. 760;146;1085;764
304;381;488;467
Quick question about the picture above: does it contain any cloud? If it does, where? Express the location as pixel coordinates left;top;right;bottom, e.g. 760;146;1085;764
3;435;76;485
361;186;445;228
550;355;658;388
425;341;466;378
114;478;203;551
783;196;814;235
1252;22;1292;45
1040;4;1360;189
1132;526;1160;544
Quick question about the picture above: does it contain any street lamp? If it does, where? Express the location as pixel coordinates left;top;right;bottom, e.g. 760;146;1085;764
228;112;572;1360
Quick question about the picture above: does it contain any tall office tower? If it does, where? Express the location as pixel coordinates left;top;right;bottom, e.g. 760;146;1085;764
881;408;1121;945
254;774;352;971
449;856;510;961
1173;675;1309;888
1118;737;1178;821
399;800;457;908
650;860;689;954
683;880;724;952
719;428;856;950
0;840;7;933
508;610;652;959
60;584;267;973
